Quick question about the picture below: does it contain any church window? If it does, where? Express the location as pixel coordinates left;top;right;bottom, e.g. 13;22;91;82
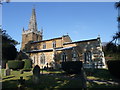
40;53;45;64
61;52;67;62
32;56;35;64
43;43;46;49
72;49;77;61
84;51;92;63
72;51;77;58
52;41;56;48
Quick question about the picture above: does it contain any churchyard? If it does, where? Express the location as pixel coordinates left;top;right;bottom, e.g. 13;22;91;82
1;67;120;89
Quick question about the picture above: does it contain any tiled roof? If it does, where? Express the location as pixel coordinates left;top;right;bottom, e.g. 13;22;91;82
63;38;98;45
26;48;53;53
56;46;75;51
26;46;76;53
31;35;69;44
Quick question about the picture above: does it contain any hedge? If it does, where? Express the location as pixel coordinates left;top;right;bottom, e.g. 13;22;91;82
61;61;82;74
107;60;120;79
23;59;32;71
8;60;24;70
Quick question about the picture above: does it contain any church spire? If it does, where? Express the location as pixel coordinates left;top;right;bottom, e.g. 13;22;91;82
28;7;37;31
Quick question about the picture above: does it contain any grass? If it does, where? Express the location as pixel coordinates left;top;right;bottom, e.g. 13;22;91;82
1;69;83;89
84;68;120;88
1;68;120;89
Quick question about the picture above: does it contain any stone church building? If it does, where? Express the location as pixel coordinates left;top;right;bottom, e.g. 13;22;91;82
21;8;106;69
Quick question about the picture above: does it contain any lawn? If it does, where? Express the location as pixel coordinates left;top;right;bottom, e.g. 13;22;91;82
1;68;120;89
1;69;83;89
85;68;120;88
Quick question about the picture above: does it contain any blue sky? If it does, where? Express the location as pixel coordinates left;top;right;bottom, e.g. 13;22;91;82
2;2;118;51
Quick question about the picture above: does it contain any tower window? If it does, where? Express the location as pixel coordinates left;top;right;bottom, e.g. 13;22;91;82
43;43;46;49
26;35;28;37
52;41;56;48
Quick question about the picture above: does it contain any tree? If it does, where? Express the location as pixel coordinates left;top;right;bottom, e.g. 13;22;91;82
113;1;120;45
1;29;19;60
110;32;120;45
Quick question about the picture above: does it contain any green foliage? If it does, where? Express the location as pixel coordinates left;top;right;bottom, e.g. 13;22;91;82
115;1;120;9
8;60;24;70
103;42;120;60
61;61;82;74
16;51;29;60
107;60;120;79
1;29;19;60
23;59;32;71
2;45;17;60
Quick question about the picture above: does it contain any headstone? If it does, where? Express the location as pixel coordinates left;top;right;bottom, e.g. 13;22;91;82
32;65;40;84
18;76;25;89
4;69;11;76
20;70;24;74
18;77;25;85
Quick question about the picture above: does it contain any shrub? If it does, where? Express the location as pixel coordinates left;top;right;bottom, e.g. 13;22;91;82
23;59;32;71
8;60;24;70
107;60;120;78
61;61;82;74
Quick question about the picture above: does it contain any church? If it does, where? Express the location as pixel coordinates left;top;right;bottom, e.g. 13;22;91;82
21;8;106;69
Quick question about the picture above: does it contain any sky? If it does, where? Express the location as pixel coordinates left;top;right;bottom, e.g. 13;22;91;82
2;2;119;51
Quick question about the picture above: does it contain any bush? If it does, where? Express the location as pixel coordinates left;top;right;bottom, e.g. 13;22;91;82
23;59;32;71
107;60;120;78
8;60;24;70
61;61;82;74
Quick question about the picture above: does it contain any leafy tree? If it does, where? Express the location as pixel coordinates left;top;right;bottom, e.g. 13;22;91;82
104;43;117;53
113;1;120;45
1;29;19;60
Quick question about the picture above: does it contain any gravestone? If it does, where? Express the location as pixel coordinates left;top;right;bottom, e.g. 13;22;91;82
32;65;40;84
18;76;25;89
4;69;11;76
20;70;24;74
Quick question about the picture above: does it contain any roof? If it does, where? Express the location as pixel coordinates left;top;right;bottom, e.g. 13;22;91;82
26;48;53;53
56;46;75;51
26;46;76;53
31;35;69;44
63;38;98;45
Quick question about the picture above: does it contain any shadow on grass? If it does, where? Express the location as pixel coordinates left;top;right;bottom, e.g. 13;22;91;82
85;68;117;80
2;76;15;80
2;73;83;89
87;79;120;88
85;68;120;88
25;74;83;89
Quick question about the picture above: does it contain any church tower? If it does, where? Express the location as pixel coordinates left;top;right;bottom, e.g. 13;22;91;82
21;8;43;50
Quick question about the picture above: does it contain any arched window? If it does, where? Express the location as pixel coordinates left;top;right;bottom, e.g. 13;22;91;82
61;52;67;62
84;51;92;63
40;53;45;64
72;50;77;58
32;56;35;64
43;43;46;49
52;41;56;48
72;50;77;61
